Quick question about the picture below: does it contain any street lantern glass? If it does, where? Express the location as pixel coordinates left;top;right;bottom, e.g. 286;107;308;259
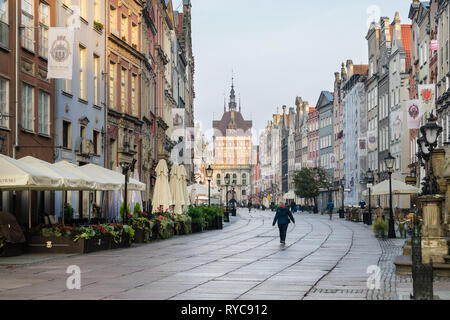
206;165;213;179
384;153;395;172
224;174;230;185
420;120;442;146
418;137;430;156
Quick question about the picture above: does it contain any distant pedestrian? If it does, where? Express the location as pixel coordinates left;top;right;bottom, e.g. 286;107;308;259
290;201;296;214
327;201;334;220
273;203;295;245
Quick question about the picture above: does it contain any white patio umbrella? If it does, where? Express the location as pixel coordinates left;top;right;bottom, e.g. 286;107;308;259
169;164;185;215
130;169;143;214
362;179;420;196
0;154;63;229
152;159;174;213
109;167;123;222
54;161;121;191
81;163;146;191
19;156;97;225
178;165;190;211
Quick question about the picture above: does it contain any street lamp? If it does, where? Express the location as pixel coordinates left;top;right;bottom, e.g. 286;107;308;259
224;174;231;220
366;168;374;226
384;152;396;238
206;165;213;207
340;178;345;218
120;158;137;225
418;115;442;195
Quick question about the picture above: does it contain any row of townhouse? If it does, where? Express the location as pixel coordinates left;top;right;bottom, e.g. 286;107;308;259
0;0;195;226
256;0;450;215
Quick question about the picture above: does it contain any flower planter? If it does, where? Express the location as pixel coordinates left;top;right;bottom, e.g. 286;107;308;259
110;234;131;249
192;222;203;233
0;242;24;257
84;235;111;253
27;236;85;254
134;228;149;243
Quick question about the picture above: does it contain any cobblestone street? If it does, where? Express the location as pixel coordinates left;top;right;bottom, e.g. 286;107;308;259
0;209;449;300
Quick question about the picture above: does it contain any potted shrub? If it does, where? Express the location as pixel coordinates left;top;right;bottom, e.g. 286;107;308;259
151;214;174;240
187;207;205;233
109;223;134;249
373;219;388;238
73;225;111;253
120;202;131;224
130;214;153;243
64;203;74;225
173;214;192;235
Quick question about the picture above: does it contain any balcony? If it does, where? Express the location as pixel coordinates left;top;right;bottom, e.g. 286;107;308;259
0;21;8;49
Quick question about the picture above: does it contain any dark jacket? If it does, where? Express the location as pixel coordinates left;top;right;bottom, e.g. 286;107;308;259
273;206;295;226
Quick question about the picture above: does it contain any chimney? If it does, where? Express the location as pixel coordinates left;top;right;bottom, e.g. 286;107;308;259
341;63;347;81
346;60;354;78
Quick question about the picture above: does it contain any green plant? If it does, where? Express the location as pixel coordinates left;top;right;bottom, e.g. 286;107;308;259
94;21;103;31
133;203;142;216
64;203;74;223
120;202;131;223
0;237;5;249
129;217;153;243
187;207;206;228
173;214;192;235
92;202;102;218
152;215;174;239
373;219;388;235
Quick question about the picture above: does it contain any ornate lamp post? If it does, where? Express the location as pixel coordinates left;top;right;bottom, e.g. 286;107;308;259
384;153;396;238
0;134;4;154
206;165;213;207
120;158;137;225
419;115;442;195
366;168;374;226
224;174;231;221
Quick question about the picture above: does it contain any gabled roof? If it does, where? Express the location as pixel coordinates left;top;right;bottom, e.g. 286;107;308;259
401;24;412;70
213;111;252;136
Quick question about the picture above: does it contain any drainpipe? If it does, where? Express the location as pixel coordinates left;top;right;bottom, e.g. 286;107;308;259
14;0;19;159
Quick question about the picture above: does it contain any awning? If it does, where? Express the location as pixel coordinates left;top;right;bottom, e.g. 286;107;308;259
187;183;220;196
19;156;97;190
81;163;146;191
0;154;62;190
362;179;420;196
53;161;121;191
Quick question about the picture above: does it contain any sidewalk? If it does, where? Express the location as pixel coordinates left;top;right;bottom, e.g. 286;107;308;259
358;223;450;300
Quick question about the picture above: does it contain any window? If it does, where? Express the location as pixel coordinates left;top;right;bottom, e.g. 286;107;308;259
62;120;71;149
93;55;100;106
93;130;100;155
38;1;49;58
232;173;237;185
38;90;50;135
132;22;138;48
0;0;9;48
121;13;128;41
62;79;72;94
79;0;87;21
80;125;85;138
94;0;101;23
121;68;127;111
21;83;34;131
109;62;116;109
109;6;117;34
0;77;9;128
242;173;247;185
131;73;137;116
21;0;34;52
216;174;221;186
79;45;87;100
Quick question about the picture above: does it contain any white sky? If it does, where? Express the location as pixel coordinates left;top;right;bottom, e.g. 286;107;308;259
189;0;411;134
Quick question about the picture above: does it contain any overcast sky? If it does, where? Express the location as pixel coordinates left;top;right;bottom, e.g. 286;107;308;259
188;0;411;134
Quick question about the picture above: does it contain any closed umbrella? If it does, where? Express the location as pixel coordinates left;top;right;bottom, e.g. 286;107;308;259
152;159;173;213
178;165;190;211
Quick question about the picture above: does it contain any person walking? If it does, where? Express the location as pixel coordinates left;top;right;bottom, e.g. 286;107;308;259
290;201;296;214
273;203;295;245
327;200;334;220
